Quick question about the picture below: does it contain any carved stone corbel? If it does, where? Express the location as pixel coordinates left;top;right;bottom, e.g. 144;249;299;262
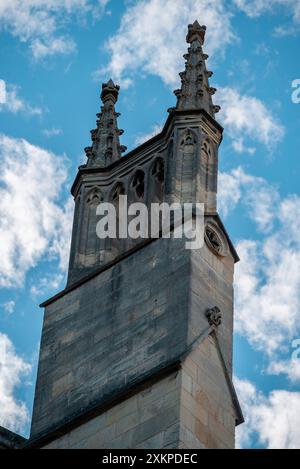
206;306;222;327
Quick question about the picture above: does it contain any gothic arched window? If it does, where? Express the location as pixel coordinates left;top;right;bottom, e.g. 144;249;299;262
201;139;212;162
151;158;164;184
150;157;164;204
86;188;102;206
131;170;145;200
179;130;197;202
111;182;125;203
201;137;217;211
80;187;103;266
106;182;126;259
111;182;125;239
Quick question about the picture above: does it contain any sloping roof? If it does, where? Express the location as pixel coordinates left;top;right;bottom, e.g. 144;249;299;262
0;426;27;449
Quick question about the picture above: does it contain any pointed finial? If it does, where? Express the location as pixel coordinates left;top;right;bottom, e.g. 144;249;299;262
84;79;126;168
186;21;206;45
101;78;120;104
174;22;220;117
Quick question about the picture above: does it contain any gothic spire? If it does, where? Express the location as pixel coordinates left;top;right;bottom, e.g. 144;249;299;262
85;79;126;168
174;21;221;117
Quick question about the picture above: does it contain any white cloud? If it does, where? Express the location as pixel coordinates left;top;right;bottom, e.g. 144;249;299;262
0;0;110;59
218;167;279;230
234;0;300;36
0;134;72;288
0;332;31;433
217;87;285;151
234;0;300;22
234;237;300;355
30;273;65;298
135;124;162;146
0;79;42;115
273;24;298;37
218;170;243;218
2;300;15;314
235;377;300;449
42;127;62;138
98;0;235;87
232;138;256;155
48;197;74;271
30;36;76;60
267;358;300;383
219;168;300;381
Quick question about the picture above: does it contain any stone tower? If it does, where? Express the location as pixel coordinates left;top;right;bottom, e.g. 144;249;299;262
28;21;243;449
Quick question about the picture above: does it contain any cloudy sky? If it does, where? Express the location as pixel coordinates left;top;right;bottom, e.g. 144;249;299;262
1;0;300;448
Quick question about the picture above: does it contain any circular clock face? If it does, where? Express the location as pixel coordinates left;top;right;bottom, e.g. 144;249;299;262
204;223;227;256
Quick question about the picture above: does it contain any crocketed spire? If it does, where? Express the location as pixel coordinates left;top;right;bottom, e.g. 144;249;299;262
85;79;126;167
174;21;221;117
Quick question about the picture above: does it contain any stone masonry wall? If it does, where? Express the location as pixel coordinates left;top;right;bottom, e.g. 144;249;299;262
179;336;236;449
31;236;190;438
31;220;238;447
42;332;236;450
43;372;181;449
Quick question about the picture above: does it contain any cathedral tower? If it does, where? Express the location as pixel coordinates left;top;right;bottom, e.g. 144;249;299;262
28;21;243;449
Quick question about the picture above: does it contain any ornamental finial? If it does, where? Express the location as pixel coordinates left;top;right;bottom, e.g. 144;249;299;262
174;22;221;117
85;79;126;168
186;21;206;45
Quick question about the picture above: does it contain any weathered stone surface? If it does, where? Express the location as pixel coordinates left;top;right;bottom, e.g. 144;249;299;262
27;21;242;450
41;326;239;450
0;427;26;450
31;236;190;438
179;334;237;449
43;372;181;449
31;227;241;448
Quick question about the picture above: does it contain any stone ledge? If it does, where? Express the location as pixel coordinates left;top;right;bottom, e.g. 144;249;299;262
0;426;27;449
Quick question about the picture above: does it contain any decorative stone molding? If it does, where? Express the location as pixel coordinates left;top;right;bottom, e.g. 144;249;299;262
206;306;222;327
204;221;228;257
131;170;145;199
201;138;212;161
151;158;164;184
85;79;126;168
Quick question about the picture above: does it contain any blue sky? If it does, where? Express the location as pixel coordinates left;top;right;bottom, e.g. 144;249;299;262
0;0;300;448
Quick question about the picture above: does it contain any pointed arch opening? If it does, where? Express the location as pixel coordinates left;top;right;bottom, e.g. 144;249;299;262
130;169;145;201
201;136;217;211
107;181;126;260
149;157;164;204
79;187;104;267
179;129;197;202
